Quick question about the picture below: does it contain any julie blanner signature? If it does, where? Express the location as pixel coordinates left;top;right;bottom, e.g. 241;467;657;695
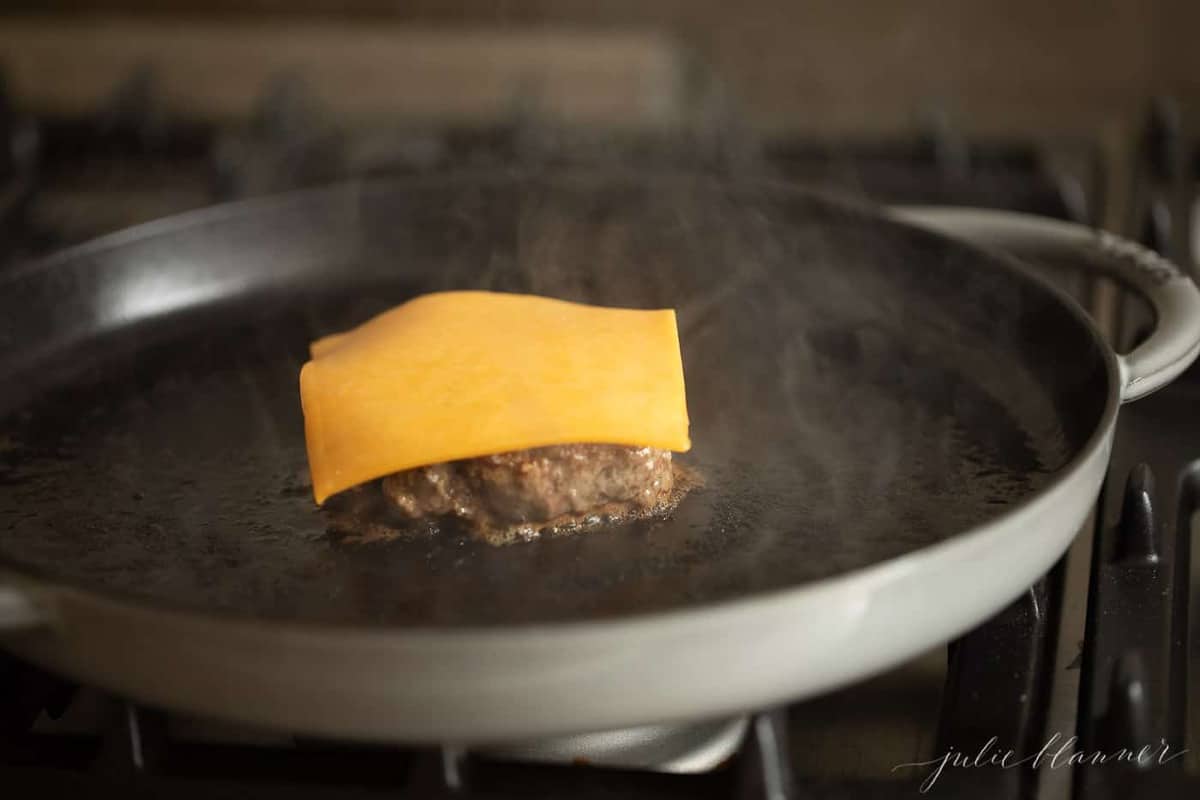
892;732;1188;794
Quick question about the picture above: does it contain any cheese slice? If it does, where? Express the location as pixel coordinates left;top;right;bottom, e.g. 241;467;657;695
300;291;691;504
309;331;348;359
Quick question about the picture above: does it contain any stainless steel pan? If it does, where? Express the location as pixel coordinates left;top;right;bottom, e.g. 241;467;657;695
0;173;1197;741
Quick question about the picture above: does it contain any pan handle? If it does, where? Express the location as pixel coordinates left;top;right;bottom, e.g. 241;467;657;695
891;207;1200;402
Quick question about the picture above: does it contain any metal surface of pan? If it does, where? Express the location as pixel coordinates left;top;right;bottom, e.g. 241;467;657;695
0;173;1196;740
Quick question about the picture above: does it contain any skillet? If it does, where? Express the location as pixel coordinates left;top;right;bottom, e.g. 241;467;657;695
0;173;1197;740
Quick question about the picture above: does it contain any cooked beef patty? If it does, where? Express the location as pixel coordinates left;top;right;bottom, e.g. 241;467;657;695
382;444;674;543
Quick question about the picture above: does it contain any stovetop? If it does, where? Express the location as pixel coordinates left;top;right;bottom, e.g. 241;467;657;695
0;75;1198;798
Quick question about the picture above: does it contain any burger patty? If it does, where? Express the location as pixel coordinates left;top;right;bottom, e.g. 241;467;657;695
381;444;674;543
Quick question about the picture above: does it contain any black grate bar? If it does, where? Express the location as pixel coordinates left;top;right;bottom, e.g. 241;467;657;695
1076;464;1190;800
933;571;1061;800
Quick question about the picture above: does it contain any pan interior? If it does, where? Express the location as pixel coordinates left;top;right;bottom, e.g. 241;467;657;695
0;175;1109;626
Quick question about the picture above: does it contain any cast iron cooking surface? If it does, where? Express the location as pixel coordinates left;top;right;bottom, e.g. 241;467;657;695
0;173;1108;626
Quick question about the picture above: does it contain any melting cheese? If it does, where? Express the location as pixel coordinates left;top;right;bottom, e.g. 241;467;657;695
300;291;691;504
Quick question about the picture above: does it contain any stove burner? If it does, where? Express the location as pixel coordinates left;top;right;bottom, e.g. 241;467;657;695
481;717;749;773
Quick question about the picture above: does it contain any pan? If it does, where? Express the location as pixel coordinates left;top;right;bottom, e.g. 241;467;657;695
0;172;1198;741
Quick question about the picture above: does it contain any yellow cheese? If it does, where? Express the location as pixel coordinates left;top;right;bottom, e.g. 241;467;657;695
309;331;348;359
300;291;691;504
